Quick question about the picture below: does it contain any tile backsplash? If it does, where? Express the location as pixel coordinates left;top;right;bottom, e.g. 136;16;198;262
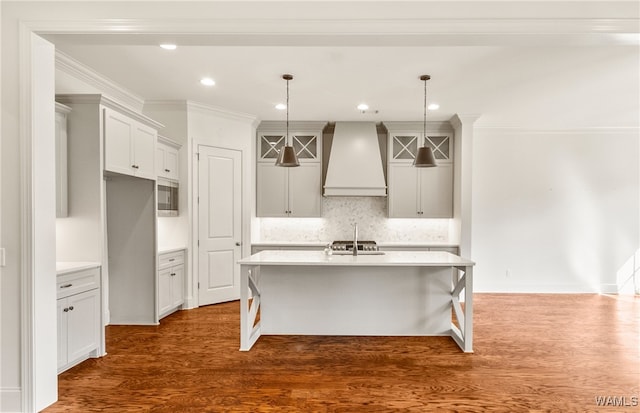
256;197;452;243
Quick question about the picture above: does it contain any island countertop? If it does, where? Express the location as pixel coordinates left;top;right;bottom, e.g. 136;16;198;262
238;250;474;267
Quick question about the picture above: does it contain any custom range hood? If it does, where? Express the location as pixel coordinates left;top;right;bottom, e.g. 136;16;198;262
324;122;387;196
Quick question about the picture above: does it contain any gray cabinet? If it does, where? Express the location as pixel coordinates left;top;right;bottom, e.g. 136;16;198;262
385;123;454;218
256;121;325;217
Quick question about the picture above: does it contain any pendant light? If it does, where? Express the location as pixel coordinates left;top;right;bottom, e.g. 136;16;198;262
413;75;437;168
275;74;300;167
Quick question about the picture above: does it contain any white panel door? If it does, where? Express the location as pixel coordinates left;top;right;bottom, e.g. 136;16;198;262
288;163;321;217
198;146;242;305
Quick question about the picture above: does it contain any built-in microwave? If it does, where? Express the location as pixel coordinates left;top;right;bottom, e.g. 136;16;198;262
157;179;179;217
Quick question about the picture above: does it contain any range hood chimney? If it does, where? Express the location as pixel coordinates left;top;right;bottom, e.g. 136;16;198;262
324;122;387;197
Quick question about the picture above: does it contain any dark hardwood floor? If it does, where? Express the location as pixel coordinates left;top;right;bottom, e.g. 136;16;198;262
43;294;639;412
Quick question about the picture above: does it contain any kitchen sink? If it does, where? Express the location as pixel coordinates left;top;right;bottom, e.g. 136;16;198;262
331;250;385;256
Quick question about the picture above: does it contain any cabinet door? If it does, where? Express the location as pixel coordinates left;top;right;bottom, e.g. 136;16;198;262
156;144;168;178
171;265;185;308
158;267;173;316
256;163;288;217
104;108;135;176
164;147;179;181
57;298;68;370
133;123;157;180
66;289;100;364
55;111;68;218
419;164;453;218
288;163;321;217
388;164;420;218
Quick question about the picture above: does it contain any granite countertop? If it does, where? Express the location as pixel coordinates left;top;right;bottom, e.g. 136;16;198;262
238;250;474;267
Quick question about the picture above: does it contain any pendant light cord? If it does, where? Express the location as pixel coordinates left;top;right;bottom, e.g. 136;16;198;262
286;77;290;146
423;77;427;145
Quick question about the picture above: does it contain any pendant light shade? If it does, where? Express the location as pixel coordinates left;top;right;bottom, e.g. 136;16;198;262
275;74;300;167
414;145;437;167
414;74;437;168
275;145;300;167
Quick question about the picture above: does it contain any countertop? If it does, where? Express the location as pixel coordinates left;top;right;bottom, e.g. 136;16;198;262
56;261;101;275
238;250;474;267
158;246;187;254
251;241;459;248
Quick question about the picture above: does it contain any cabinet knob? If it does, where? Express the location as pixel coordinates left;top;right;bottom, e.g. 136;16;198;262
60;283;73;289
170;272;176;276
69;306;74;311
235;242;241;246
132;164;139;169
165;169;170;172
63;307;69;312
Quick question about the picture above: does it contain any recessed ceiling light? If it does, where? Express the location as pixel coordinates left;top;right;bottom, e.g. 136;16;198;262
275;103;287;110
200;77;215;87
428;103;440;110
357;103;369;111
159;44;177;50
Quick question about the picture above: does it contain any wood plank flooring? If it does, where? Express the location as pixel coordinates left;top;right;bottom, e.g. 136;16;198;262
43;294;639;412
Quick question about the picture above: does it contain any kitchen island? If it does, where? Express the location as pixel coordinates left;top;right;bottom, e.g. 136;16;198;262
238;250;475;352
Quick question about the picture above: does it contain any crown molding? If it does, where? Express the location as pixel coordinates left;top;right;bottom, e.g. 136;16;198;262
185;101;259;124
55;51;145;113
383;121;454;133
473;126;640;134
257;120;329;132
56;94;164;130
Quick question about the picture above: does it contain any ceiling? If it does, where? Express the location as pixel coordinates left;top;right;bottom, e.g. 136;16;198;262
44;1;640;128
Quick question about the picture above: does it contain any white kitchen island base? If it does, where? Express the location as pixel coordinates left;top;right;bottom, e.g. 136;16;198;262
238;250;475;352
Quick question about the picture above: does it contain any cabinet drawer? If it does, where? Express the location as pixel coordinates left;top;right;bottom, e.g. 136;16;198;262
159;250;185;269
57;267;100;299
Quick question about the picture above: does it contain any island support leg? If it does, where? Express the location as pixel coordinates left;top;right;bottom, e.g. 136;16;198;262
240;264;262;351
450;265;473;352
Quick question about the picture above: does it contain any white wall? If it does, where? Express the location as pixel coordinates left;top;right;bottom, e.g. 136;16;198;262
472;128;640;293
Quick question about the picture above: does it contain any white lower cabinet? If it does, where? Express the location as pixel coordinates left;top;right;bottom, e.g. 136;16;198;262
158;250;185;319
57;266;101;373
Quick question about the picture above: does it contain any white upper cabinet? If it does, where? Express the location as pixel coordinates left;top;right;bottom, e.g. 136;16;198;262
256;121;325;218
156;136;181;181
55;103;71;218
104;107;157;180
385;122;454;218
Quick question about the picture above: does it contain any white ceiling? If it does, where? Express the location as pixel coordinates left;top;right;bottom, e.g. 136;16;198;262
44;1;640;128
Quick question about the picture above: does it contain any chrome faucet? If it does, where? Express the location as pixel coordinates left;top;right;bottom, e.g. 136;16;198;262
353;223;358;256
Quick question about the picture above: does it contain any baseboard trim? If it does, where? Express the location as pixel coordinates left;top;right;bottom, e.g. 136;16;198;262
1;387;22;413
